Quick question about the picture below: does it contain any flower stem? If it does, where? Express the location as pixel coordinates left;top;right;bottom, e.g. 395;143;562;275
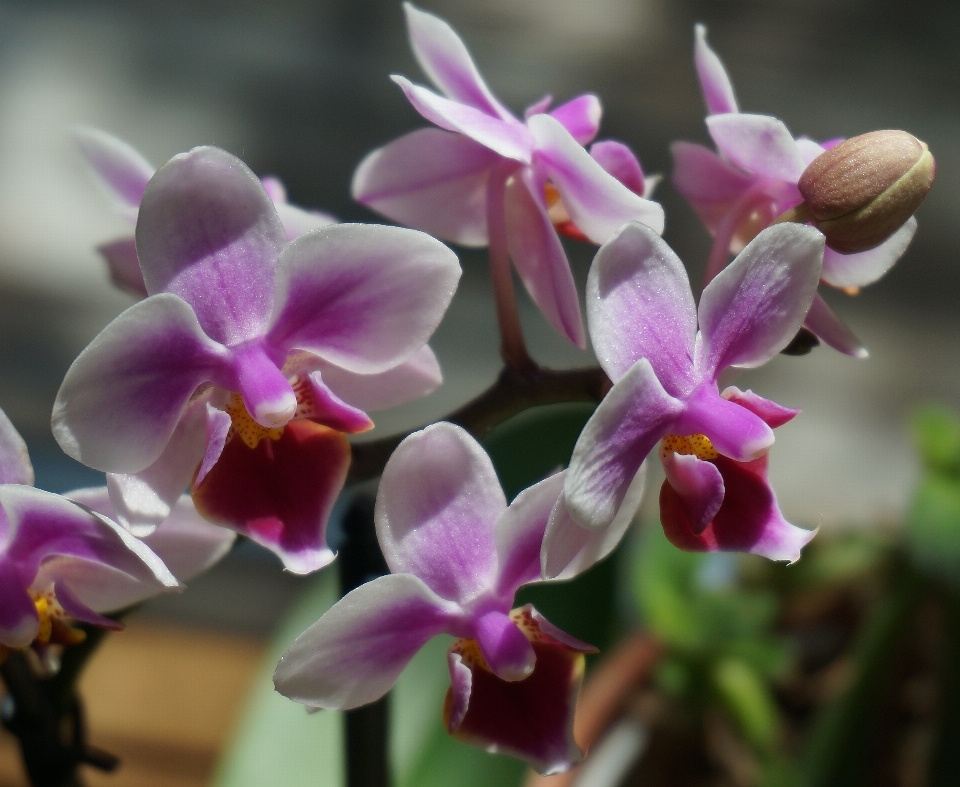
338;495;391;787
347;363;610;484
487;163;535;371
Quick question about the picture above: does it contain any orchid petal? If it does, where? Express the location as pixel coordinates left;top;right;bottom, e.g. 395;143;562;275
661;452;725;535
67;487;234;597
136;146;286;345
0;408;33;487
587;221;698;393
0;565;39;648
821;217;916;289
445;615;586;775
195;403;232;487
565;360;684;530
352;128;497;247
721;387;800;428
316;345;443;413
528;114;665;242
376;423;504;604
51;581;124;630
1;485;177;593
267;224;460;375
403;3;515;121
541;465;646;580
52;294;231;474
474;609;536;681
104;396;208;535
795;137;827;165
504;169;585;347
803;293;869;358
670;141;755;232
661;455;815;562
694;25;738;115
590;140;646;195
674;386;773;462
548;94;602;146
97;236;148;297
706;113;806;182
392;76;532;163
524;95;553;118
697;224;824;375
494;471;566;596
274;572;457;710
191;419;349;574
73;126;153;213
273;202;337;242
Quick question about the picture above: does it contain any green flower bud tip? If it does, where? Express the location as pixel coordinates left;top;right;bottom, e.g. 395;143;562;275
797;130;935;254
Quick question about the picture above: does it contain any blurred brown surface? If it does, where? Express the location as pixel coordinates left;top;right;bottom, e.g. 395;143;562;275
0;622;266;787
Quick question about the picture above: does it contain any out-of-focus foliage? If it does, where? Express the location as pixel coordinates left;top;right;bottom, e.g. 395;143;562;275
907;407;960;584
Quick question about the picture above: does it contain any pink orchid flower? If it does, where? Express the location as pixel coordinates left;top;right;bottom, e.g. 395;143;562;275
274;423;642;774
52;146;461;574
671;25;917;357
352;3;664;348
0;407;185;664
544;222;821;573
74;127;338;298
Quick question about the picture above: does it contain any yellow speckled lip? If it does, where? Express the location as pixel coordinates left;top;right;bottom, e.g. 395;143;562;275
224;392;284;449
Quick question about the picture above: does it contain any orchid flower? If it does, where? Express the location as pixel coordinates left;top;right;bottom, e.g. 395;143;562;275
52;145;461;574
0;407;180;666
75;127;338;298
546;222;821;571
671;25;918;357
352;3;664;348
274;423;642;774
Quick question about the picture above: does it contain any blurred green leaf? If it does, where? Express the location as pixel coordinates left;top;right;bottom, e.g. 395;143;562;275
912;407;960;477
482;402;595;500
907;475;960;583
712;658;780;751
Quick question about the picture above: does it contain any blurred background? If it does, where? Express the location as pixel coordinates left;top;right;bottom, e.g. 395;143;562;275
0;0;957;784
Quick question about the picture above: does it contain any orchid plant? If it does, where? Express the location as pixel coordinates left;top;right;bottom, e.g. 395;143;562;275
0;4;936;787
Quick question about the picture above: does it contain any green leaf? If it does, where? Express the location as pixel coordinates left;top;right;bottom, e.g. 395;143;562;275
711;657;780;751
907;475;960;584
481;402;596;500
912;407;960;477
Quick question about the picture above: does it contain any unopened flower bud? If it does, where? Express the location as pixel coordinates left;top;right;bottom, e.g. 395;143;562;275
797;130;935;253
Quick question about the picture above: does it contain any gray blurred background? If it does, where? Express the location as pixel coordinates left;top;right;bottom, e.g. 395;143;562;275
0;0;956;631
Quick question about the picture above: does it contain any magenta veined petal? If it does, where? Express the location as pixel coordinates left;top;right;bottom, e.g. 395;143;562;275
316;345;443;413
565;359;684;531
73;126;154;216
590;140;646;196
696;224;824;376
273;573;458;710
803;293;869;359
494;471;566;597
721;387;800;428
136;146;287;346
0;407;33;487
51;293;232;474
694;25;738;116
267;223;460;375
670;142;756;233
528;114;665;242
820;217;916;289
375;422;505;604
541;465;646;581
352;128;497;247
547;94;602;146
706;113;807;183
403;3;515;122
586;221;698;394
392;76;533;163
503;169;585;348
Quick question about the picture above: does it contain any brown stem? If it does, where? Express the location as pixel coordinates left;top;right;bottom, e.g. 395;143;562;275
347;363;611;484
487;162;535;371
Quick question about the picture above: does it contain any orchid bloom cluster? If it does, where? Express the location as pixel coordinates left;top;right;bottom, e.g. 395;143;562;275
0;1;935;780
